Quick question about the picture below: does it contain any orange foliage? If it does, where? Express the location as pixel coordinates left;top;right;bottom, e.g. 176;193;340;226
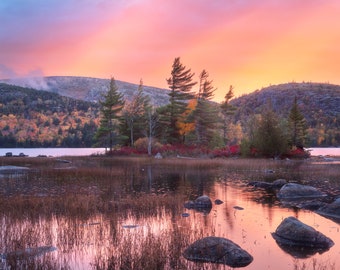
177;99;197;136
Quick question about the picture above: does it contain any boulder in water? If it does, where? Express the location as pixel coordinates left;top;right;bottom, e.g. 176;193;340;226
183;236;253;267
316;198;340;223
272;217;334;257
277;183;326;200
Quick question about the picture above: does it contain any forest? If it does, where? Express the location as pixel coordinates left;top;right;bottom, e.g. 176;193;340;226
0;83;99;147
0;58;339;156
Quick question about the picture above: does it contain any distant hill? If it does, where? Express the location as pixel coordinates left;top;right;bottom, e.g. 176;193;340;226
230;82;340;146
0;83;100;147
0;77;339;147
0;76;170;106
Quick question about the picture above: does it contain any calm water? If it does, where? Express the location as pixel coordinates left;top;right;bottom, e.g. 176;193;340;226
0;148;106;157
0;157;339;269
0;147;339;157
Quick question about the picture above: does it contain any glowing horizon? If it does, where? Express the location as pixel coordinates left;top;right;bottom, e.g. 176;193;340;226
1;0;340;101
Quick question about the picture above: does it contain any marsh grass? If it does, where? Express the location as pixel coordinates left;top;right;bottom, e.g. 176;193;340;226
0;156;339;269
293;258;336;270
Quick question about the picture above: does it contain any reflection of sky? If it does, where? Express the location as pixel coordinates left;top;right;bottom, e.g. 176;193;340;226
184;182;340;270
2;181;339;269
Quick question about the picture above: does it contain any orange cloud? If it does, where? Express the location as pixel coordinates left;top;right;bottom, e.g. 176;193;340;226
1;0;340;101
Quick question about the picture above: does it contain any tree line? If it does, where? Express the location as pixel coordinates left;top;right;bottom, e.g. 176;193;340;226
95;57;308;158
0;83;99;148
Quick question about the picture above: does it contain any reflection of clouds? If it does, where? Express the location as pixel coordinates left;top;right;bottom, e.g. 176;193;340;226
1;164;339;269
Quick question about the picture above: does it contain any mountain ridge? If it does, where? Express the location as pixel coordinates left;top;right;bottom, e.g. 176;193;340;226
0;76;170;106
0;76;339;146
231;82;340;123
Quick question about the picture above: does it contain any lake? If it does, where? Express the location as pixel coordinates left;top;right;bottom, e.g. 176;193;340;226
0;157;339;269
0;147;106;157
0;147;339;157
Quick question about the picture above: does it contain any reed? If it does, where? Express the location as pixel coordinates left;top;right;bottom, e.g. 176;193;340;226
0;155;339;269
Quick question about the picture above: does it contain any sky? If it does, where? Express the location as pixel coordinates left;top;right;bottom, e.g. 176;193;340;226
1;0;340;101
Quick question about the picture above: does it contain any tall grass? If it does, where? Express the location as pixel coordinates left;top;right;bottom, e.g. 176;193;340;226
0;156;339;269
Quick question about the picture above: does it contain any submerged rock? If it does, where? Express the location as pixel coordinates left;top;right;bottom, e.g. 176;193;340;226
1;246;57;260
214;199;224;205
272;216;334;257
0;165;30;174
277;183;326;200
316;198;340;223
183;236;253;267
184;195;212;212
248;179;287;190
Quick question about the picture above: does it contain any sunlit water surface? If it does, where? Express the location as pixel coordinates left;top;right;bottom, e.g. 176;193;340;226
0;159;339;269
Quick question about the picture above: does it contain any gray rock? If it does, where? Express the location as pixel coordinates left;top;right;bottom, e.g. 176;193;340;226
183;236;253;267
272;179;287;188
248;179;287;190
214;199;224;205
184;195;212;210
154;152;162;159
272;216;334;249
316;198;340;223
277;183;326;200
1;246;57;260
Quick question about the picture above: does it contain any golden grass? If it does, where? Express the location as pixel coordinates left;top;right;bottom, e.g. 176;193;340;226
0;155;339;269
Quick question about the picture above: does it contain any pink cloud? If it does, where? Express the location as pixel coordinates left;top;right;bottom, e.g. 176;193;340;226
1;0;340;100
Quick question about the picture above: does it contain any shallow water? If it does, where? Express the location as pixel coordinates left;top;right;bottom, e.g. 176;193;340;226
0;158;339;269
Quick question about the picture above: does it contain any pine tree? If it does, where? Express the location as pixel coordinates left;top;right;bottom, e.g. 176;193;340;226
95;77;125;152
194;70;218;146
166;57;197;143
253;107;289;158
123;79;150;146
220;85;236;145
288;96;307;148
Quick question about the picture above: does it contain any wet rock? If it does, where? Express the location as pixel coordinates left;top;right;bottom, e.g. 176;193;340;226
316;198;340;223
183;236;253;267
296;201;327;211
154;152;162;159
122;224;139;229
248;179;287;190
214;199;224;205
184;201;195;209
0;166;30;179
274;240;331;258
272;179;287;189
1;246;57;260
56;159;71;163
184;195;212;210
272;216;334;256
248;181;273;189
277;183;326;200
0;165;30;174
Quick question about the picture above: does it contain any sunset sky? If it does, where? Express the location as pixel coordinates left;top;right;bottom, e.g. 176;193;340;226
1;0;340;101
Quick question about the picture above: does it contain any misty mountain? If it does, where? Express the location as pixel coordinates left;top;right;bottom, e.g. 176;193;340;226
0;76;170;106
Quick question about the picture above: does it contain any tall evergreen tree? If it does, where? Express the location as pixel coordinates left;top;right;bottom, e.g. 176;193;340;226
123;79;150;146
95;77;125;152
220;85;236;144
253;107;288;158
194;70;218;145
288;96;307;148
165;57;197;143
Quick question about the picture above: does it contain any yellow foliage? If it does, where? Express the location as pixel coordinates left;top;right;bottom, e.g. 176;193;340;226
177;99;196;136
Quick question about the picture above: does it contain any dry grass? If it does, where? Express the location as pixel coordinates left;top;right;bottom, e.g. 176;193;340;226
0;155;339;269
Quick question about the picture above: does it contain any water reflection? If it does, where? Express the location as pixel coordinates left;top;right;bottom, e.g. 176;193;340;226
0;159;339;269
